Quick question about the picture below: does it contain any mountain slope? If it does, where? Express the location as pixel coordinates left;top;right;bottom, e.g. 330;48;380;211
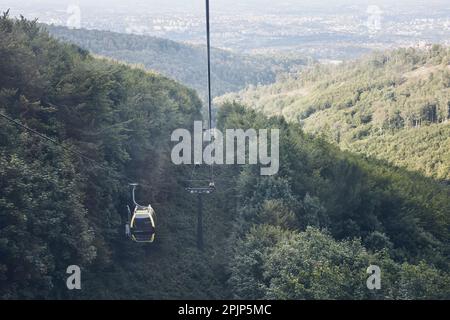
218;103;450;299
217;47;450;181
0;14;231;299
44;24;307;100
1;15;449;300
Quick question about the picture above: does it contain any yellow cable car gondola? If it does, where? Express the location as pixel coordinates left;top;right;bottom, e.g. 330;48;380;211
126;183;156;243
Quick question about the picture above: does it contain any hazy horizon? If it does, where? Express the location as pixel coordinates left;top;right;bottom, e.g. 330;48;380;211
1;0;449;58
1;0;449;15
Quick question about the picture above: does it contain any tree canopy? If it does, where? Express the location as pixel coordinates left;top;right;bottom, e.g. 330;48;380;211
217;47;450;181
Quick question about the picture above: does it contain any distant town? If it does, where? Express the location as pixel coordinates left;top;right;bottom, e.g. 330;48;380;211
2;1;450;60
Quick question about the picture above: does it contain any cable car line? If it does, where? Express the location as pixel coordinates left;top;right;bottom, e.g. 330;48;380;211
1;111;229;195
206;0;216;190
183;0;217;250
0;111;159;193
0;111;108;169
0;110;162;243
0;112;161;192
206;0;212;133
186;0;216;192
1;0;219;248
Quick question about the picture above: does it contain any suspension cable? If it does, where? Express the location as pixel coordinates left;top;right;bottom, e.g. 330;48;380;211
0;111;108;169
206;0;212;132
2;0;217;191
205;0;215;184
0;111;158;189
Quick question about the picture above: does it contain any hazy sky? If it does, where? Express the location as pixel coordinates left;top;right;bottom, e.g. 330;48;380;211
1;0;449;15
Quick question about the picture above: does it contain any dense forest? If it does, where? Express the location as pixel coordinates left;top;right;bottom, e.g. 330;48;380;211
44;24;308;101
0;14;229;299
218;47;450;181
1;15;449;299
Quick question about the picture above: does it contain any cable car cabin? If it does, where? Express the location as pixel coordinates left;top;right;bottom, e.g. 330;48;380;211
126;184;156;243
130;205;156;243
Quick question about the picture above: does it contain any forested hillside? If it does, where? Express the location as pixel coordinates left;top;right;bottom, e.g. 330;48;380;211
44;24;307;100
219;103;450;299
0;14;230;299
1;15;449;299
217;47;450;181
